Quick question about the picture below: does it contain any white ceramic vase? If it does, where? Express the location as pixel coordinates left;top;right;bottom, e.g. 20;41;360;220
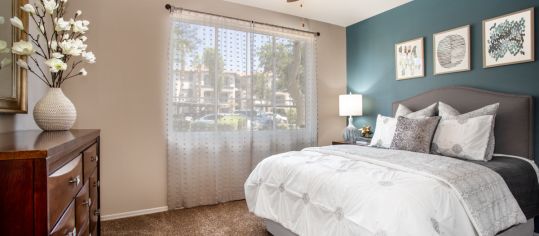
33;88;77;131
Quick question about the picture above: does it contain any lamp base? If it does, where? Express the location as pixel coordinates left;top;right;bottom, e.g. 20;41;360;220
343;127;362;143
343;116;361;143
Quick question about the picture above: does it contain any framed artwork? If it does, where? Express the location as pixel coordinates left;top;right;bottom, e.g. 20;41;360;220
0;0;28;113
483;8;535;68
433;25;471;75
395;37;424;80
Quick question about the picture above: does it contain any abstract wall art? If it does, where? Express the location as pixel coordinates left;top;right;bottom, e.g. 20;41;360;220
434;25;471;75
395;37;424;80
483;8;535;68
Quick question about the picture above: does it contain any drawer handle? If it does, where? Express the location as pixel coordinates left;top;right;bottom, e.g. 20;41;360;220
82;198;92;207
66;227;76;236
69;176;81;185
90;155;99;162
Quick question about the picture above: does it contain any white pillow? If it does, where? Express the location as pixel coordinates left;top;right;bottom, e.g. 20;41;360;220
437;102;499;160
431;115;494;161
395;103;437;118
369;115;397;148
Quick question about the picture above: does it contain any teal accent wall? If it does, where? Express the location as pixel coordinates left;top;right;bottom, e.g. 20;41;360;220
347;0;539;161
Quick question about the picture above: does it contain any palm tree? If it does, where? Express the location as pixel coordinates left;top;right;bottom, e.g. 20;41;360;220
173;23;198;73
202;48;224;89
257;40;306;128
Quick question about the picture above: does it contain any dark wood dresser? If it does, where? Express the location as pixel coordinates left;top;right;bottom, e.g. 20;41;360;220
0;130;101;236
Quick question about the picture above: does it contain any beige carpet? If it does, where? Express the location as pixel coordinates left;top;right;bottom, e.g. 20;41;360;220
101;200;268;236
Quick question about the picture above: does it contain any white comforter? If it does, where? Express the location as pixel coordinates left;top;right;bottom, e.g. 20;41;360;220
244;145;526;236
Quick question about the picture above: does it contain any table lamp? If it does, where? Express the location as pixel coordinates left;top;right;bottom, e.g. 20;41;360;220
339;93;363;143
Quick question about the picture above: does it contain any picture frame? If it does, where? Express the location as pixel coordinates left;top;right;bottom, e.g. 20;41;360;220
433;25;471;75
483;7;535;68
395;37;424;80
0;0;28;113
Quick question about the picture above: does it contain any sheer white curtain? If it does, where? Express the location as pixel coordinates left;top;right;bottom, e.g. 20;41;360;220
167;10;317;209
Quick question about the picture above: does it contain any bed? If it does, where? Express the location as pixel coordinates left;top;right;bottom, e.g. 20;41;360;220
244;86;538;236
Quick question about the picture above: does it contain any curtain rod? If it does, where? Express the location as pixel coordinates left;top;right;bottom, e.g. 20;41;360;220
165;4;321;37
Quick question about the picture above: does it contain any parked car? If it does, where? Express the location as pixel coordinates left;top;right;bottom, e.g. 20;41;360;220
252;112;289;130
253;113;273;130
190;114;224;131
191;113;250;131
264;112;288;123
234;110;258;118
192;114;225;125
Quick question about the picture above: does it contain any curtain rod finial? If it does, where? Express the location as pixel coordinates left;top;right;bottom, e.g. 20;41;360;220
165;4;172;10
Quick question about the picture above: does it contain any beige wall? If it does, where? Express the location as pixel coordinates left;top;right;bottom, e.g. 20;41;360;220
62;0;346;216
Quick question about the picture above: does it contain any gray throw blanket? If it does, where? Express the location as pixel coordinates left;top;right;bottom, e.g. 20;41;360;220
469;155;539;219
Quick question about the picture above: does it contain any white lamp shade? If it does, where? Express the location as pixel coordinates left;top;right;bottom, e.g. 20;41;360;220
339;94;363;116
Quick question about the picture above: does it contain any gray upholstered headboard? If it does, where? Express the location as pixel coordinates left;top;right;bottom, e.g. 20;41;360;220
392;86;534;159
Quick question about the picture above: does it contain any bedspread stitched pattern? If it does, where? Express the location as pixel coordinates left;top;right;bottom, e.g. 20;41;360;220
245;145;525;236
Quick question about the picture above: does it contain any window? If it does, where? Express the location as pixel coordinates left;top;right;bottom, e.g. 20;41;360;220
169;17;317;132
167;10;318;209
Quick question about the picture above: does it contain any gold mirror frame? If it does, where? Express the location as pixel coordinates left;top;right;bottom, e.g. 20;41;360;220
0;0;28;113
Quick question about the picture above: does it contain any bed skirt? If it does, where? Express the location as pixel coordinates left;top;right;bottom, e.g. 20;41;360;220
264;218;535;236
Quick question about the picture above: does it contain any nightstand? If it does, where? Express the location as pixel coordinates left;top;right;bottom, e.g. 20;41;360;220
332;141;354;145
332;137;372;146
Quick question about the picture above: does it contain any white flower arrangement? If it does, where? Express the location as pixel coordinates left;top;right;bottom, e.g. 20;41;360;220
0;0;95;88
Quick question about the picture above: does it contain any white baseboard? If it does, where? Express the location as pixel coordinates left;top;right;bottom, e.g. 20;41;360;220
101;206;168;221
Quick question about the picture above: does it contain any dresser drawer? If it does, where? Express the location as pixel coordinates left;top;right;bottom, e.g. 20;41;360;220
77;221;89;236
89;198;98;235
49;156;84;229
91;225;97;236
50;201;76;236
75;182;90;233
89;170;98;234
83;143;98;179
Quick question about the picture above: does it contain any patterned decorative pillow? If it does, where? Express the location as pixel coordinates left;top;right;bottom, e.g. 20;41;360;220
395;103;437;119
370;103;437;149
432;115;494;161
436;102;499;160
390;116;441;153
369;115;397;148
438;102;499;119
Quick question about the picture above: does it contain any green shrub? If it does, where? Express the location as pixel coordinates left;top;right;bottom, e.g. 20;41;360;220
190;122;214;131
218;115;248;130
173;120;191;132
